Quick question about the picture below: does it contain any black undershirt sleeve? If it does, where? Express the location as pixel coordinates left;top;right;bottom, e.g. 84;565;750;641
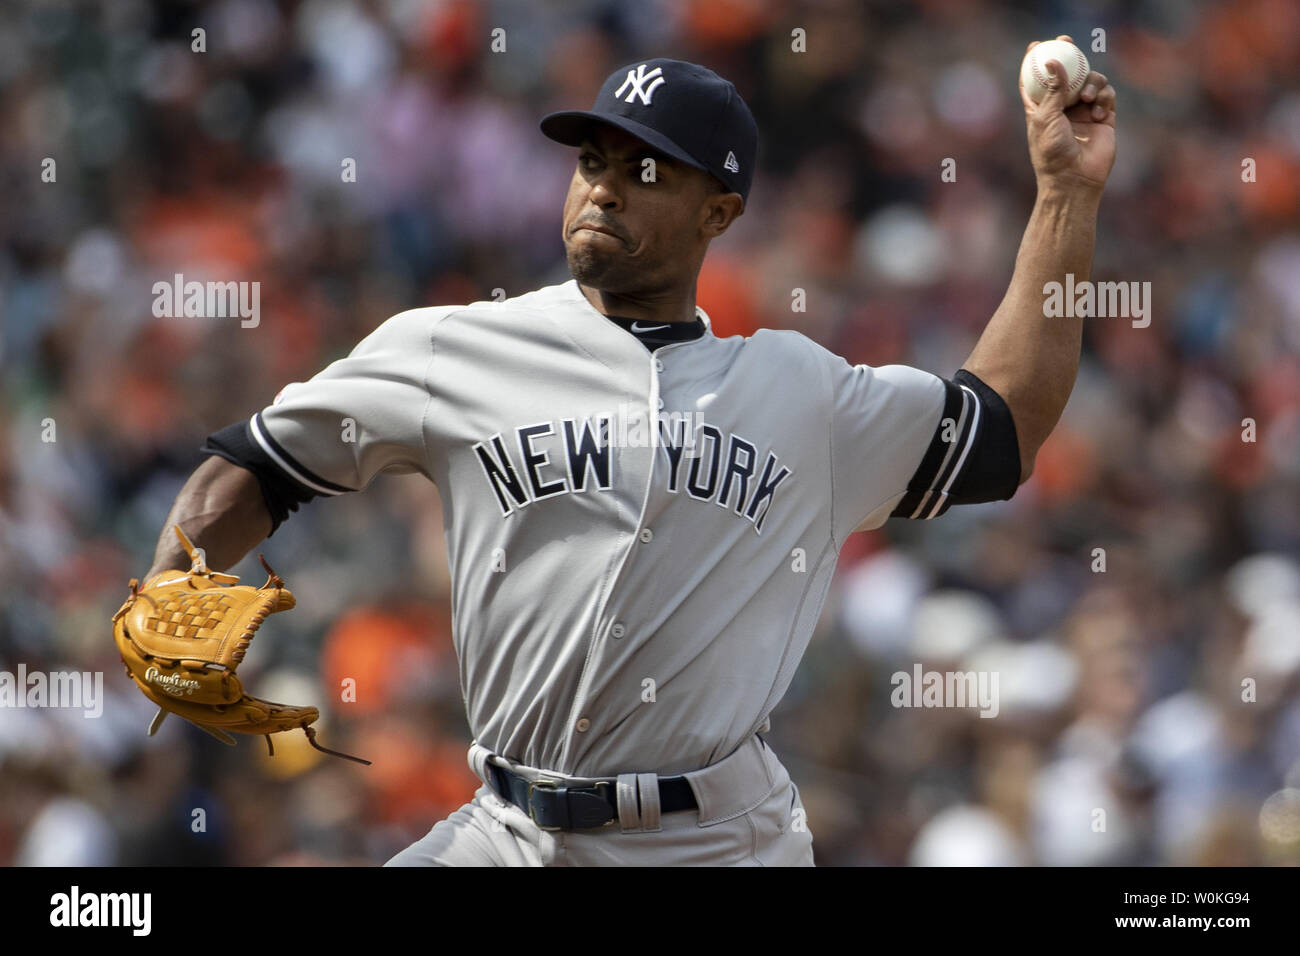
890;368;1021;520
201;419;319;536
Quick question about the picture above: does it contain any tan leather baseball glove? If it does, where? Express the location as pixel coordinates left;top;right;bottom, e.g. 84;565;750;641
112;525;369;764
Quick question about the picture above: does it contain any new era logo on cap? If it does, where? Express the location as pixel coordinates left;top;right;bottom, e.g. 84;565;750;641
539;58;759;202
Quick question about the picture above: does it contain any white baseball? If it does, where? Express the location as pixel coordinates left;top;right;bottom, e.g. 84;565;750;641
1020;39;1090;107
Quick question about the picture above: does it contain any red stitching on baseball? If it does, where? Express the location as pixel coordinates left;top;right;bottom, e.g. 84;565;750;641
1030;51;1087;95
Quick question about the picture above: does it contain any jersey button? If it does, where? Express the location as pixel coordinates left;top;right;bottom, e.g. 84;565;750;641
654;359;664;372
610;622;626;639
576;718;591;733
657;398;665;410
638;528;653;543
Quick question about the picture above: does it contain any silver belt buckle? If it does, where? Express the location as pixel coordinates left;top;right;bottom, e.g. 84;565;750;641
588;780;617;828
526;777;564;831
526;777;616;830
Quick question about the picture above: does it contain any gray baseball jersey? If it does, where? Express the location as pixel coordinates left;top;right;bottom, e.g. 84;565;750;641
253;278;965;777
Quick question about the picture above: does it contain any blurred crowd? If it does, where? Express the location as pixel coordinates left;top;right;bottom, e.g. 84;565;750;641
2;0;1299;866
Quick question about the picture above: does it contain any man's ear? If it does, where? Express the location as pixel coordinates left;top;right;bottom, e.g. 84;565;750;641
701;192;744;238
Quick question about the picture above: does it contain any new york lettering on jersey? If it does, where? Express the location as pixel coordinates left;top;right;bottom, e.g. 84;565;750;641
471;414;792;533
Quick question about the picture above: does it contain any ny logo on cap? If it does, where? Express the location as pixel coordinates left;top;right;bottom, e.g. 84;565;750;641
615;64;666;106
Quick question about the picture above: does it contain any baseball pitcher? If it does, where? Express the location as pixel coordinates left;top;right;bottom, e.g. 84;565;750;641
115;46;1116;865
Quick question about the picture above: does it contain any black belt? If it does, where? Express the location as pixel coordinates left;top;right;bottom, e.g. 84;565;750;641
487;762;698;830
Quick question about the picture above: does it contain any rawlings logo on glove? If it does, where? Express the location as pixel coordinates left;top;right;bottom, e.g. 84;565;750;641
112;525;369;765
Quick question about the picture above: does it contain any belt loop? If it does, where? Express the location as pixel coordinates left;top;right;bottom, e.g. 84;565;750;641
636;773;661;831
616;773;641;831
467;741;494;786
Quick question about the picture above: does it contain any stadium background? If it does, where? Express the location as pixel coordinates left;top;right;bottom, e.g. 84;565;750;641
2;0;1299;866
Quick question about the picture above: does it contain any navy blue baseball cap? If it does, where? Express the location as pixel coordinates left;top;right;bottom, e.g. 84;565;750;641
540;58;759;202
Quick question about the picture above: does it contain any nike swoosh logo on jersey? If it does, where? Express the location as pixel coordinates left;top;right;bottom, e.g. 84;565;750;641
631;322;670;333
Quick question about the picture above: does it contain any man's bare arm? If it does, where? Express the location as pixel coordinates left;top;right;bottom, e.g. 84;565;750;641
146;456;272;578
961;186;1099;483
961;39;1117;483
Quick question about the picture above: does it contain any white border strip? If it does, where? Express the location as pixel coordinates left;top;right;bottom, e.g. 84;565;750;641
910;387;972;519
249;414;347;497
923;385;982;519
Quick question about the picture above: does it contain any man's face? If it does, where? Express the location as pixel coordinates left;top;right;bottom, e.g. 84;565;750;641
561;123;723;295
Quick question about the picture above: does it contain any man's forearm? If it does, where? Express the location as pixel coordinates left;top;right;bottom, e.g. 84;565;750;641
962;183;1101;482
147;456;273;577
